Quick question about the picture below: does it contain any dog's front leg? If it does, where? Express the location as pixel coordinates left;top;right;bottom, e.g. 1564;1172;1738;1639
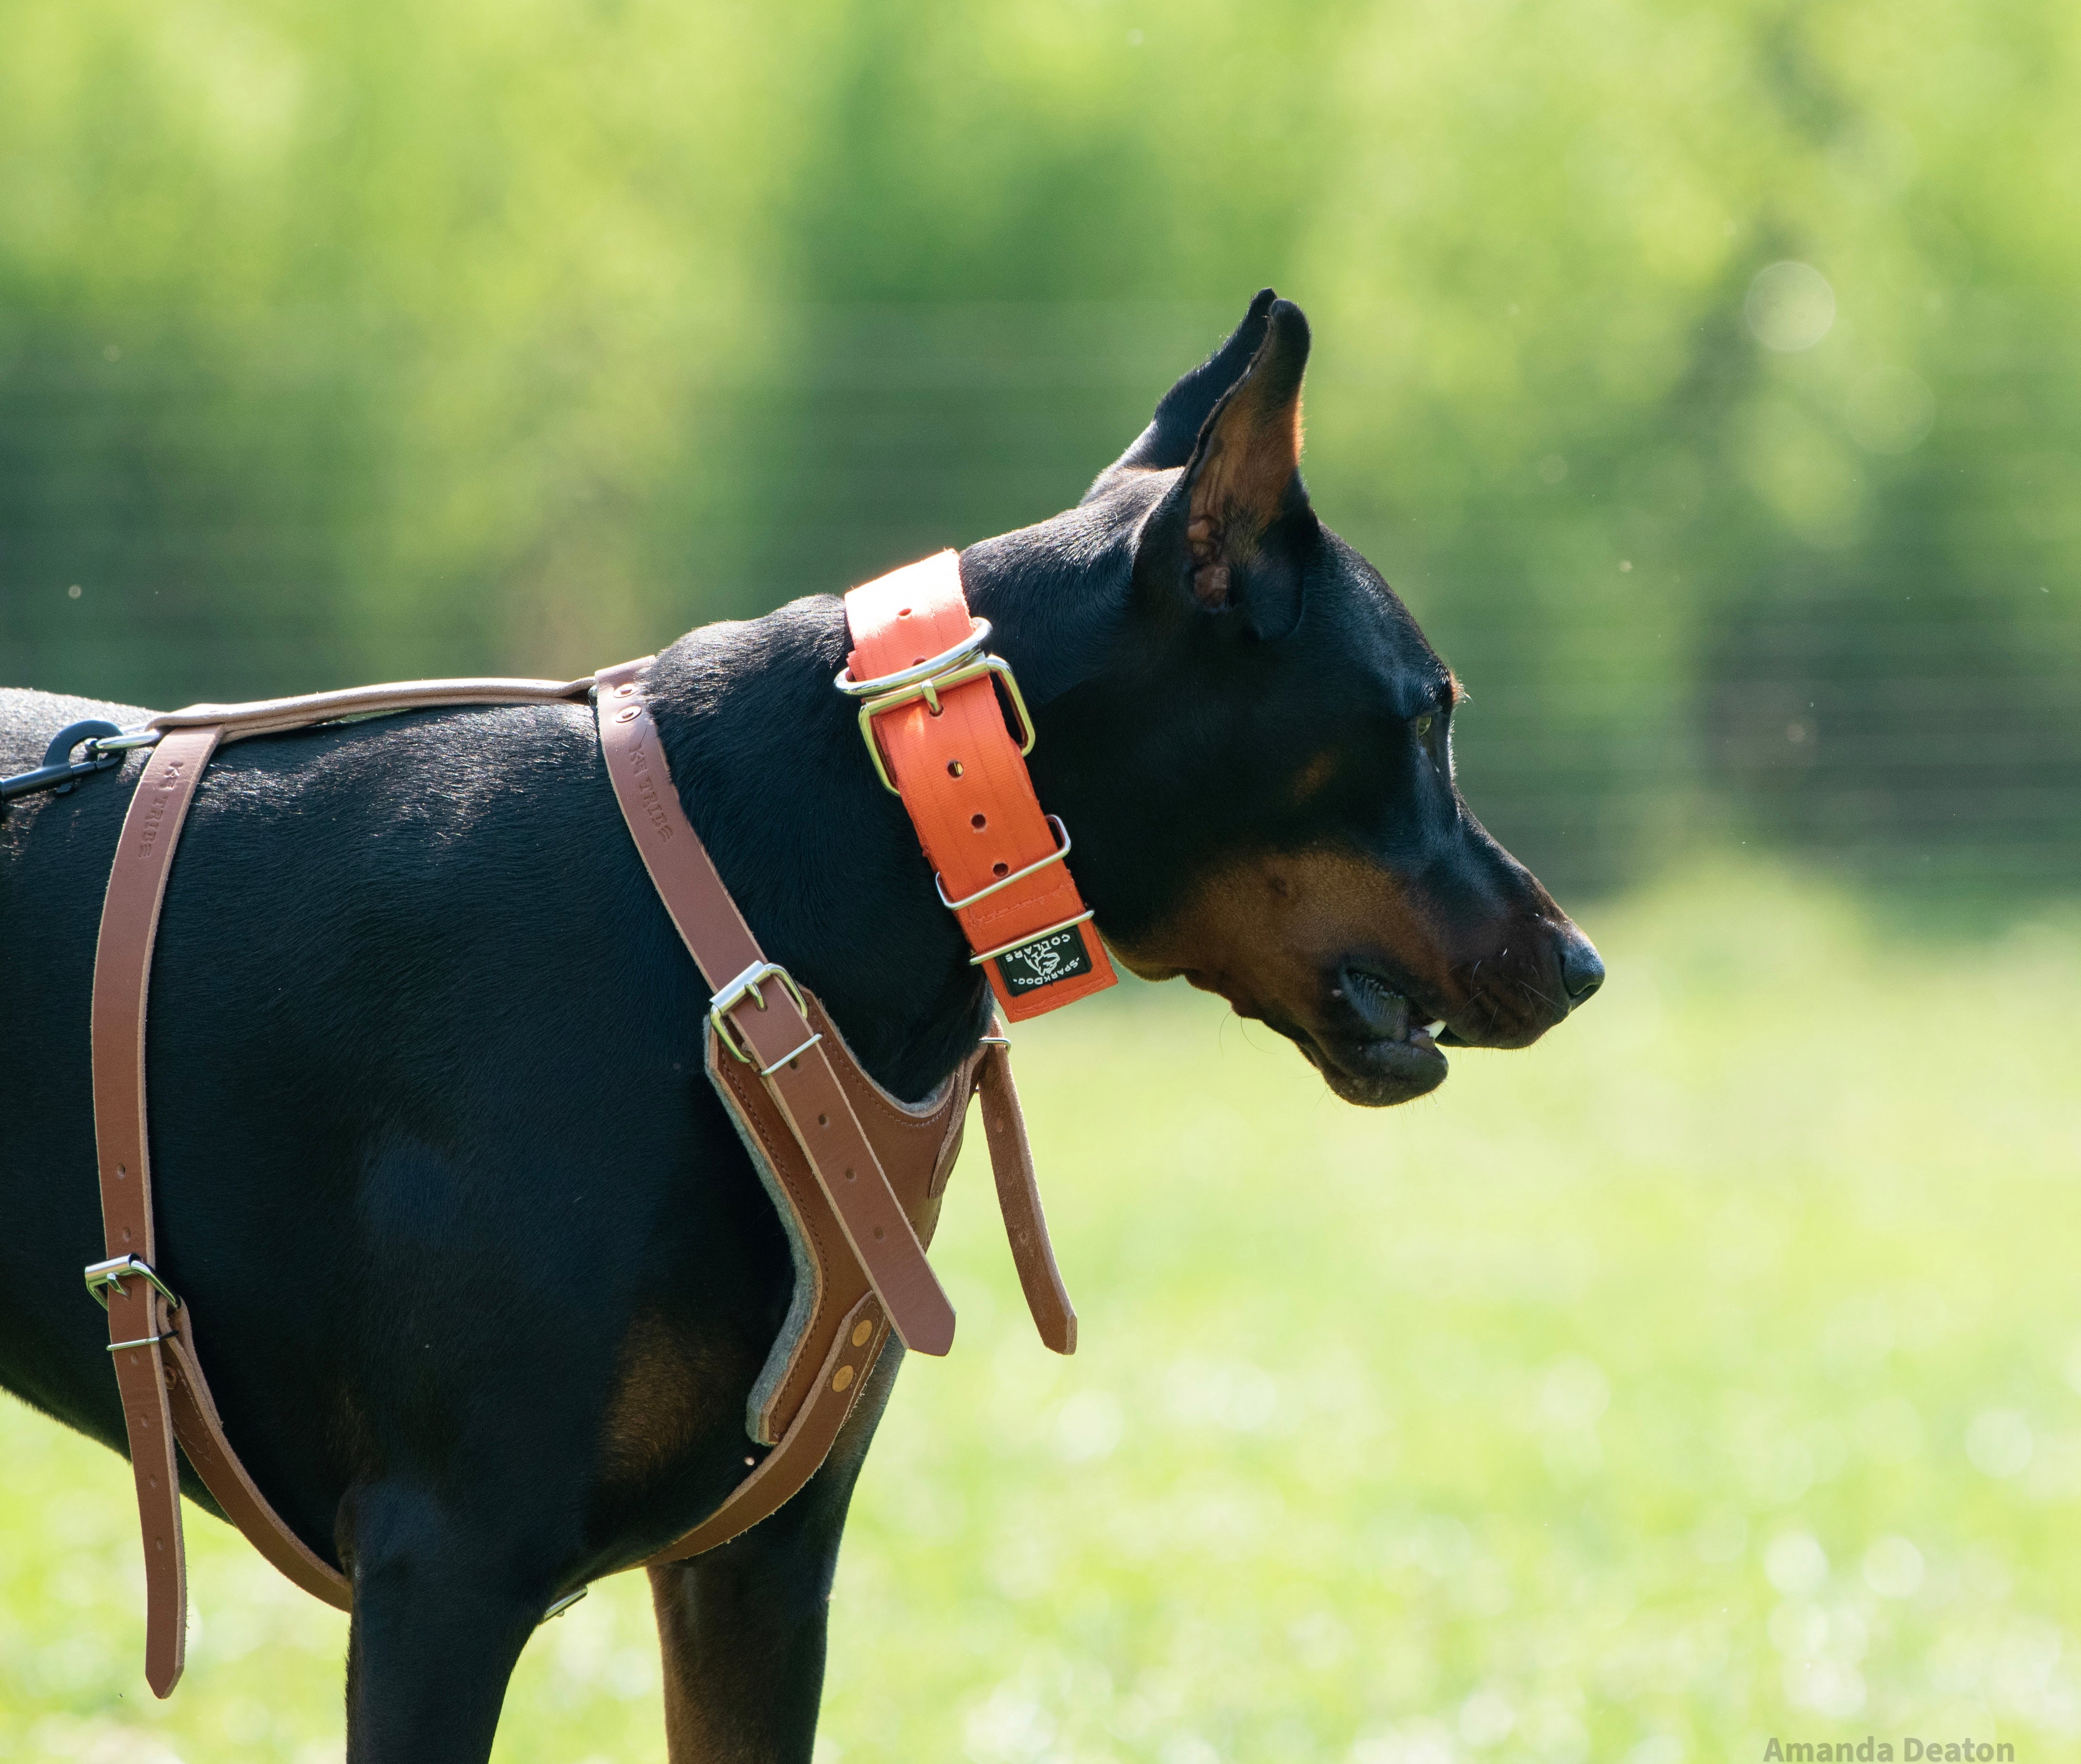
648;1344;901;1763
339;1479;549;1764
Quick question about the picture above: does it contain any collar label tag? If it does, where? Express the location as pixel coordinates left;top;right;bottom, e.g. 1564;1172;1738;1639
991;926;1093;996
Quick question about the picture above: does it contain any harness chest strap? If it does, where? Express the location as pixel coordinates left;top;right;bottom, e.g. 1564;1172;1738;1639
83;653;1070;1693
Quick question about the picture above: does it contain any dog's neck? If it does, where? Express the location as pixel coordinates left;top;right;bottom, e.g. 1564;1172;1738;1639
640;496;1144;1102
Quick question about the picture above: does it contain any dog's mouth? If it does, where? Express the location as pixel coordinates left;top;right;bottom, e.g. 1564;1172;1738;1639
1273;967;1452;1109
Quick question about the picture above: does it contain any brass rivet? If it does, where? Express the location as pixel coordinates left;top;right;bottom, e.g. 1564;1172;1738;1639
851;1321;873;1348
832;1365;856;1392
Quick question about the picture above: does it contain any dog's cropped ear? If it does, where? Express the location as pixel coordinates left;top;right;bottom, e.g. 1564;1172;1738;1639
1101;289;1278;480
1166;297;1311;632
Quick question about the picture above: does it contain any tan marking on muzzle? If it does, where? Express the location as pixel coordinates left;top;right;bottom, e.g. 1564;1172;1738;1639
1109;847;1461;1036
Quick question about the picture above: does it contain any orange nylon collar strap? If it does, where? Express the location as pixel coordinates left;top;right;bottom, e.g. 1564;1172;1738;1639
841;551;1116;1022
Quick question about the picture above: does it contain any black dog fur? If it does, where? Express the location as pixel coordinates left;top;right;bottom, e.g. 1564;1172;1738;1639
0;293;1600;1761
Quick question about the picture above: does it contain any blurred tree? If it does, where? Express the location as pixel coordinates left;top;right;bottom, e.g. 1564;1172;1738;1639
1;0;2075;891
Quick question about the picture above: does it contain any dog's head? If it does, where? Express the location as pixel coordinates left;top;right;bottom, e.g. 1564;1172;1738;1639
984;290;1603;1107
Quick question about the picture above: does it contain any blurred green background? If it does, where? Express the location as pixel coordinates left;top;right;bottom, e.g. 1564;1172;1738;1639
6;0;2079;892
3;0;2079;1760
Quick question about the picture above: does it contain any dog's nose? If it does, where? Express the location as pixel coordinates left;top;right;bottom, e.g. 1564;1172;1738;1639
1558;931;1605;1008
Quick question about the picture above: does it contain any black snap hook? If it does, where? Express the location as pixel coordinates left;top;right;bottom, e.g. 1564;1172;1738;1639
0;720;127;805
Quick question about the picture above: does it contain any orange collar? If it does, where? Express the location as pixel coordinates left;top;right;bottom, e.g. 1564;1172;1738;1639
839;551;1116;1021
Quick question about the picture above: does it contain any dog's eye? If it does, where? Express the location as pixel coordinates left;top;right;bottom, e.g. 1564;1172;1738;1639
1412;712;1434;741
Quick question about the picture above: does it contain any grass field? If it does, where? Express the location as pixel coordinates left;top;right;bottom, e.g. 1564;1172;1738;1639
4;863;2078;1764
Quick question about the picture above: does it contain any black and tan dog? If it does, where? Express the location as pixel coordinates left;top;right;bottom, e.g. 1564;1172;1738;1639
0;292;1600;1762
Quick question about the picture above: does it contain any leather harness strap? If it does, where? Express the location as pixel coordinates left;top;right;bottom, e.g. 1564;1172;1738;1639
976;1042;1077;1355
77;610;1080;1695
90;730;215;1697
594;660;957;1358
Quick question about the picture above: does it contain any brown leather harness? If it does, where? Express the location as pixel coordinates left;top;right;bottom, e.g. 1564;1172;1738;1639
62;556;1095;1696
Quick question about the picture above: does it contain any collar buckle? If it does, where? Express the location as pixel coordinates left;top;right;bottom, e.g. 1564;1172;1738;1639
833;618;1037;795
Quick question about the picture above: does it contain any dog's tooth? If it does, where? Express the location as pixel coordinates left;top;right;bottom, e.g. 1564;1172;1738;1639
1423;1019;1445;1037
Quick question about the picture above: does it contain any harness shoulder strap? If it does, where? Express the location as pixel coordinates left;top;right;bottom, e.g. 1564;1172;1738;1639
593;659;958;1357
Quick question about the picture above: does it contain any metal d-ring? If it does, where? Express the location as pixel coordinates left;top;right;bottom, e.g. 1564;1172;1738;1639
833;620;1039;796
832;620;993;700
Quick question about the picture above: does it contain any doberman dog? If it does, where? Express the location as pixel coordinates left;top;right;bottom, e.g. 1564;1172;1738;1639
0;291;1601;1762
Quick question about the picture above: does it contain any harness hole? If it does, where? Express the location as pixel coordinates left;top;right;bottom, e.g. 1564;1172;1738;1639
844;1166;857;1182
817;1113;829;1128
897;607;911;618
947;760;963;777
970;813;987;830
992;861;1009;877
872;1225;885;1241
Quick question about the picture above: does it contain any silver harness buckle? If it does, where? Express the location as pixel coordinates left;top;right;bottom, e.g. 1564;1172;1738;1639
709;961;824;1075
85;1256;181;1352
84;1254;180;1312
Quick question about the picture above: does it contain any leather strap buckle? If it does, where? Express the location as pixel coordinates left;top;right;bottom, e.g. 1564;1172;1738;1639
833;618;1037;795
84;1255;180;1313
709;961;824;1074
